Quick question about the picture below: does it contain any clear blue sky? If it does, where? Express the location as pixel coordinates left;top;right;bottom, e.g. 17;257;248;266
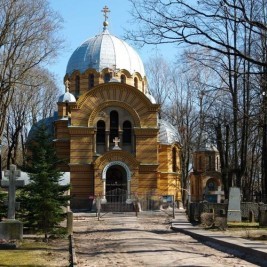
48;0;175;93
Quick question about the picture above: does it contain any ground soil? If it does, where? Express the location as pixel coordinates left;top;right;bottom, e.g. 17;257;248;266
0;213;265;266
0;237;69;266
73;212;260;267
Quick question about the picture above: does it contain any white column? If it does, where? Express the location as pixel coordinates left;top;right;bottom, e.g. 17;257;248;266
106;131;110;151
94;131;97;154
101;179;107;203
126;179;131;203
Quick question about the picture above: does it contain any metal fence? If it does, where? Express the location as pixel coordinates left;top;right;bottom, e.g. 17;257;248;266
96;189;175;217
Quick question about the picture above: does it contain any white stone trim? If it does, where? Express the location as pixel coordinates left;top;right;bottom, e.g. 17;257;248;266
102;161;131;181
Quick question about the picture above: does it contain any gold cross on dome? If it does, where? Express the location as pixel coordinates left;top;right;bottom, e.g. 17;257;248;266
102;6;110;22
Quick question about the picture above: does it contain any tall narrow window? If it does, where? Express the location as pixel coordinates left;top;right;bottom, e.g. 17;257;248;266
172;147;177;172
88;74;94;89
96;120;105;144
104;73;111;83
121;74;126;84
110;110;119;142
198;156;202;171
208;155;212;170
75;75;80;95
123;121;132;144
216;156;219;171
134;77;138;89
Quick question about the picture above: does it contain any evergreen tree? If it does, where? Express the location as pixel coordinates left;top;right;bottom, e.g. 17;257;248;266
0;189;7;221
20;123;70;240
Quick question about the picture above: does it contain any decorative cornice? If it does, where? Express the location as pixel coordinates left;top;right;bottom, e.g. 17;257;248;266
69;126;95;135
53;138;69;142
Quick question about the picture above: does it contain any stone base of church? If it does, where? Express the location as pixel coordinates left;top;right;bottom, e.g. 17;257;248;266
0;220;23;241
70;198;94;211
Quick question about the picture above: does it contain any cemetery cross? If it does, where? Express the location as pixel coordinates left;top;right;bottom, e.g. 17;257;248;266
3;164;24;220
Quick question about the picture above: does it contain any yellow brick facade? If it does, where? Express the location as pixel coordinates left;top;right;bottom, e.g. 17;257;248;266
54;19;182;209
55;80;182;209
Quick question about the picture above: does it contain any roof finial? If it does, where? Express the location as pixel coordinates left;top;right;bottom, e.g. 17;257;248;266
101;5;110;30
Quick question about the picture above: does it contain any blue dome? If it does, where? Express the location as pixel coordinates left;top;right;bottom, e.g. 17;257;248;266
66;29;145;77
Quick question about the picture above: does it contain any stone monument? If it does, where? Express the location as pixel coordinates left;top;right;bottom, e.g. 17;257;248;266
0;164;25;241
227;187;242;223
214;186;224;203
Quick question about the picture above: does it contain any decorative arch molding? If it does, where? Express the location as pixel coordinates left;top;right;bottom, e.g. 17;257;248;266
88;101;140;127
171;142;182;150
134;72;143;80
70;70;82;78
76;83;155;110
94;150;139;171
102;161;131;181
203;176;221;187
83;68;99;76
120;69;132;78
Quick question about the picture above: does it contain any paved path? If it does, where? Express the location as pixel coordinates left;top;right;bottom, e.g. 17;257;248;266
171;209;267;266
72;211;261;266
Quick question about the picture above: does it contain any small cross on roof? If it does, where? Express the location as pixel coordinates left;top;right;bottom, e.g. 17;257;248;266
102;5;110;22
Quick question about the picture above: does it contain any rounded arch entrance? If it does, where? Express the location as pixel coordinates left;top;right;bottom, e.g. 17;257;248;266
106;165;127;192
102;161;131;202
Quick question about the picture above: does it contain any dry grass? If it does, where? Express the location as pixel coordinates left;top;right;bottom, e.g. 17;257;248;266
226;223;267;241
0;238;69;266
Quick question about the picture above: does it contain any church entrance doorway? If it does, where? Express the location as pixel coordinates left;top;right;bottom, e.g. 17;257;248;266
106;165;127;202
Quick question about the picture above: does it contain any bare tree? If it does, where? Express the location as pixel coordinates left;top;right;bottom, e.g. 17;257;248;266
3;68;59;169
128;0;267;201
167;75;198;203
128;0;267;66
145;56;200;203
145;56;171;117
0;0;63;140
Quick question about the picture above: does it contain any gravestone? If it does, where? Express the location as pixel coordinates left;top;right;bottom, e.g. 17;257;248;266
249;210;255;223
259;209;267;226
214;186;224;203
0;164;24;241
227;187;242;223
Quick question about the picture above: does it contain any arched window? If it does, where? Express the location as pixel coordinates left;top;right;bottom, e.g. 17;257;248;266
110;110;119;142
96;120;105;144
134;77;138;88
88;74;94;89
172;147;177;172
206;179;217;191
123;121;132;144
121;74;126;84
75;75;80;95
104;73;111;83
208;155;212;170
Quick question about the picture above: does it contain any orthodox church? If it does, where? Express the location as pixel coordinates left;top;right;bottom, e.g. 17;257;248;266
54;7;182;209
